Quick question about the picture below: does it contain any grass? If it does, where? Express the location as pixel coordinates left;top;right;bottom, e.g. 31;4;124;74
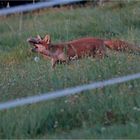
0;1;140;138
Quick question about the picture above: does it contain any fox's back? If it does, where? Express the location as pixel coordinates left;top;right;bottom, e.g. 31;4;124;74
67;37;104;45
66;37;105;54
64;37;105;58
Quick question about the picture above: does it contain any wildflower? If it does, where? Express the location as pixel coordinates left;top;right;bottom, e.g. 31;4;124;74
54;121;58;128
130;122;137;128
101;127;106;132
60;108;64;112
128;84;133;89
133;106;140;111
64;100;68;103
88;109;92;112
34;56;40;62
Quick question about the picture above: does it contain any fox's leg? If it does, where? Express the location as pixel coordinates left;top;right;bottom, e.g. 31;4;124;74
96;48;106;59
51;58;57;68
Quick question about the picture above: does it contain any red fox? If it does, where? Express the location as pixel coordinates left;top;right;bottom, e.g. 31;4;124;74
27;35;106;68
27;35;140;68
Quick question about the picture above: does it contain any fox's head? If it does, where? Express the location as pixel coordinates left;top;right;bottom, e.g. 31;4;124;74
27;35;51;53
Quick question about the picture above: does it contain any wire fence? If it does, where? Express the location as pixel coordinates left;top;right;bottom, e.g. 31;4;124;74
0;72;140;110
0;0;82;16
0;0;140;111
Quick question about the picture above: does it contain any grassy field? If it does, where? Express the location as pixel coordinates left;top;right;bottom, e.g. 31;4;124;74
0;1;140;138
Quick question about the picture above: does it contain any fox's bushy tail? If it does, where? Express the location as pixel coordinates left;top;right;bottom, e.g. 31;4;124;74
104;39;140;53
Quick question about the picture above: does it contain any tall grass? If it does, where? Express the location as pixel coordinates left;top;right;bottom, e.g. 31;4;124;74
0;1;140;138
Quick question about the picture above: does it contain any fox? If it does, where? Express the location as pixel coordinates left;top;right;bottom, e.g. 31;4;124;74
27;35;107;68
27;34;140;68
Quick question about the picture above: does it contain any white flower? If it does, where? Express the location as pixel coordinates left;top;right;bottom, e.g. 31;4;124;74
133;107;140;111
34;56;40;62
130;122;137;128
101;127;106;132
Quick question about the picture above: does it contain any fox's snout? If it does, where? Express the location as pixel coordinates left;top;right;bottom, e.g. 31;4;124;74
27;37;41;45
27;38;40;52
31;47;37;52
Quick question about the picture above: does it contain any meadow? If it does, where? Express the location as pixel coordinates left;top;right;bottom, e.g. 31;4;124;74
0;1;140;138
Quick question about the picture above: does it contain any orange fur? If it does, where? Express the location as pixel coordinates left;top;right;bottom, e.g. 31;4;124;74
27;35;140;68
27;35;106;68
104;39;140;52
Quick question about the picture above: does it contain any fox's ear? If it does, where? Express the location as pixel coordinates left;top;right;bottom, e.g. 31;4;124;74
37;35;41;40
43;35;51;44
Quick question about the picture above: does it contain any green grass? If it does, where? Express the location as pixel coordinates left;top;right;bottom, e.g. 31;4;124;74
0;1;140;139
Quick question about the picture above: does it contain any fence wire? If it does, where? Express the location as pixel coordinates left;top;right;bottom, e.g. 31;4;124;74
0;73;140;110
0;0;82;16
